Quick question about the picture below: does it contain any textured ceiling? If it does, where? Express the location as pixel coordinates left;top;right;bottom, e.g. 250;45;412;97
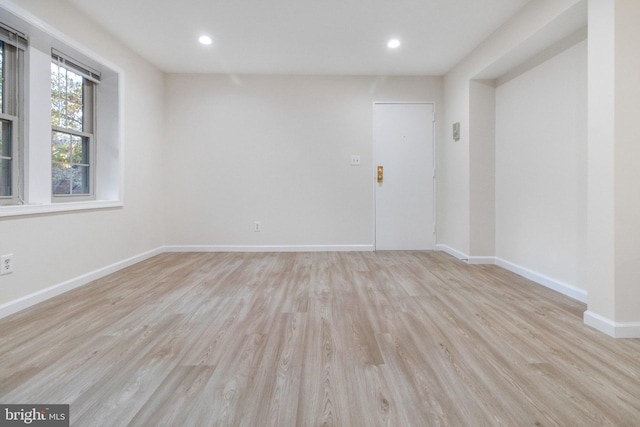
66;0;531;75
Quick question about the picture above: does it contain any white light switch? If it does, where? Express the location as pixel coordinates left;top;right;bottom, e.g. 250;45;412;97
351;155;361;166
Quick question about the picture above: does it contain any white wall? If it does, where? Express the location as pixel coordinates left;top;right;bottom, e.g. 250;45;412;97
469;80;496;258
495;40;587;289
440;0;584;257
585;0;640;335
611;0;640;324
0;0;165;309
440;73;470;254
164;75;442;248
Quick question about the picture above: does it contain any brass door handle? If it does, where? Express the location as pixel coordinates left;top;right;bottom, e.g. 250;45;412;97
377;166;383;183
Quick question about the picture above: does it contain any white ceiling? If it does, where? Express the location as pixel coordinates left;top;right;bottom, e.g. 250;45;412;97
66;0;532;75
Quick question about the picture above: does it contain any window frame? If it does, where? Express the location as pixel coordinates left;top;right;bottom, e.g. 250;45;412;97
50;52;99;202
0;33;25;206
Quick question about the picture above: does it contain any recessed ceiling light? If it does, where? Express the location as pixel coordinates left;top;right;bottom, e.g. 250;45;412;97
198;35;213;45
387;39;401;49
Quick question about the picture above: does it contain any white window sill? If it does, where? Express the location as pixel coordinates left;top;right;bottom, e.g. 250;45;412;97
0;200;123;217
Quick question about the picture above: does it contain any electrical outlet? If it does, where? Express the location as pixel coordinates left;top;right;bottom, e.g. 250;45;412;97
351;155;361;166
1;254;14;275
254;221;262;232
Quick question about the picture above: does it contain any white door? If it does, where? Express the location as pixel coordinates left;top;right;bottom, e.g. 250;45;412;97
374;102;435;250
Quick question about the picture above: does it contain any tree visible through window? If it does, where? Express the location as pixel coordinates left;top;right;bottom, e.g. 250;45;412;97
51;59;94;197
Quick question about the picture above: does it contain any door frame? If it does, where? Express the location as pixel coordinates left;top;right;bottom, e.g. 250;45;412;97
372;101;437;250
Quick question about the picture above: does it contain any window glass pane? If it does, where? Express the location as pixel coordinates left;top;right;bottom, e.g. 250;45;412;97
67;102;83;131
71;165;89;194
66;71;83;97
0;119;11;197
81;137;90;164
51;63;62;126
51;102;62;127
52;131;70;164
52;130;90;195
51;62;84;132
0;119;10;157
52;163;70;195
70;135;86;164
0;158;10;197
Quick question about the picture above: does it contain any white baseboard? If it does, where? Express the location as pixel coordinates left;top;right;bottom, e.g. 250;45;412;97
164;244;374;253
494;257;587;303
466;256;495;265
435;244;470;261
435;245;587;303
0;247;164;319
584;311;640;338
435;244;493;264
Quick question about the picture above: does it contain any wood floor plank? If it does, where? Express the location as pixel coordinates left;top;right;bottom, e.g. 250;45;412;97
1;251;640;426
239;313;306;427
128;365;217;426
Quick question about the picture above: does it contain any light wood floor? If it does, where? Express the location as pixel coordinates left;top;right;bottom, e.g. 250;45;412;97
1;252;640;426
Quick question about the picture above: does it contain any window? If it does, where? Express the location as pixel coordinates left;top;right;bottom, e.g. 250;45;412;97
0;6;122;217
51;51;99;200
0;24;25;206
